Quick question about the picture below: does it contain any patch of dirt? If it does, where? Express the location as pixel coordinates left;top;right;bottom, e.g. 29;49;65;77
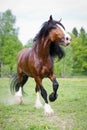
44;113;74;130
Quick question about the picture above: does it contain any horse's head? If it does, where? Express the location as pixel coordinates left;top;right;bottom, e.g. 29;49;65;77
48;15;71;46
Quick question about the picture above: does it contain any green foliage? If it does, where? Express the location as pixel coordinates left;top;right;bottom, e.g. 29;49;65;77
2;36;22;66
0;10;23;77
71;27;87;74
72;27;78;37
0;10;17;40
54;45;73;77
1;64;17;77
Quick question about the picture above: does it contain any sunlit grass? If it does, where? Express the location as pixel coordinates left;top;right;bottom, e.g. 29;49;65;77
0;77;87;130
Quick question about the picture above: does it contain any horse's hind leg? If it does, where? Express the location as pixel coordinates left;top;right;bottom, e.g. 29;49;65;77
15;71;28;104
21;74;28;92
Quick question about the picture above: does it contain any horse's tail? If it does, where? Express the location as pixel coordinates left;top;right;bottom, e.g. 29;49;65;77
10;74;20;95
10;74;28;95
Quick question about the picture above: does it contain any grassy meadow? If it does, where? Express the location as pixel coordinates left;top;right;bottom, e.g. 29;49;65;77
0;77;87;130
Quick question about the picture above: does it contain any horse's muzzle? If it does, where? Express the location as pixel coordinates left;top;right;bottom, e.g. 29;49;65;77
61;35;71;46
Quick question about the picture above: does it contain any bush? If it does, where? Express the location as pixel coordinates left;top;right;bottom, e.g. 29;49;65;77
1;64;16;77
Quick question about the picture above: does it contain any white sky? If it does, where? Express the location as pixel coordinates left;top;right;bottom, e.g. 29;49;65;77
0;0;87;45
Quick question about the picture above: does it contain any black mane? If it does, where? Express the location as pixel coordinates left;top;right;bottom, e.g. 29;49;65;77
34;16;65;59
50;42;65;59
34;20;65;42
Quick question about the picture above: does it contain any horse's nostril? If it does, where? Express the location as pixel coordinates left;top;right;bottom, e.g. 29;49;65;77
66;37;69;40
66;43;69;46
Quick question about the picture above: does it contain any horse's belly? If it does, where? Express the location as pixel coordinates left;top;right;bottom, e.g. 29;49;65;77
41;65;53;77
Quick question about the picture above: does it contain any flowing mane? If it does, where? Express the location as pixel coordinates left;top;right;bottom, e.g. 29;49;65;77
34;18;65;59
34;19;65;42
50;42;65;59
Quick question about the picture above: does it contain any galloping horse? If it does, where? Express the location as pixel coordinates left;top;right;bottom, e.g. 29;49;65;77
10;15;71;115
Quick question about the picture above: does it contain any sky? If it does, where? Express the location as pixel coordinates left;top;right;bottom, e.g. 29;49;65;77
0;0;87;45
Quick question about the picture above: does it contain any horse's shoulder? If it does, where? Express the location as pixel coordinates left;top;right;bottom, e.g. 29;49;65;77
18;48;30;56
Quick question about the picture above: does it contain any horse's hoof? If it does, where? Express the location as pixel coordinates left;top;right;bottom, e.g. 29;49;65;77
44;103;54;116
49;92;58;102
15;95;23;105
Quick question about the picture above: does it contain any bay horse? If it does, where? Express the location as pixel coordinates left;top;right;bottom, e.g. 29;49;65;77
10;15;71;115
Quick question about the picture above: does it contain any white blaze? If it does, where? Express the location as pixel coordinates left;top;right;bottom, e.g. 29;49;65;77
57;24;67;36
57;24;71;45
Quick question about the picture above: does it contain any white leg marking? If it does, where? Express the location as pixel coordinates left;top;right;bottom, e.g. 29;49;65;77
44;103;54;116
15;87;23;104
35;92;43;108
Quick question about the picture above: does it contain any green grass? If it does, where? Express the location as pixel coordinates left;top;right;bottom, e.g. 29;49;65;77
0;77;87;130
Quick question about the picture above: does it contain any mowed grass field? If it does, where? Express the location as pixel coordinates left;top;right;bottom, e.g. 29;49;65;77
0;77;87;130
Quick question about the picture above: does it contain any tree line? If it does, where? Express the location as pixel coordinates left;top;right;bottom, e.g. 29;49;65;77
0;10;87;77
0;10;23;77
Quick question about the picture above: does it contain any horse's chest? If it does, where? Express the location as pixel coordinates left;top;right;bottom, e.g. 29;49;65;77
41;61;53;76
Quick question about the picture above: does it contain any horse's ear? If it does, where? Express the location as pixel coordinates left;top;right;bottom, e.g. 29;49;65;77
58;18;62;23
48;15;53;23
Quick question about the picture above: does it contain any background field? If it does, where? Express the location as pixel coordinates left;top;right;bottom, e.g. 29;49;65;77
0;78;87;130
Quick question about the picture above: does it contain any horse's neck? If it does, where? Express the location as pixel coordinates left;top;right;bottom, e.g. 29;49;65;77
34;39;51;58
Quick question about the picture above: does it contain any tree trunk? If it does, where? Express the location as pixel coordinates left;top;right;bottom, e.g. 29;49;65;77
10;66;13;76
0;63;1;77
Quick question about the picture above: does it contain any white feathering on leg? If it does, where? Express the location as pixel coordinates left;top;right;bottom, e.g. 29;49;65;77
15;87;23;104
44;103;54;116
35;92;43;108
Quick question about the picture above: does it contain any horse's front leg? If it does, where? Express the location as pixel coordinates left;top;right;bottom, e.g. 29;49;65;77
35;77;54;116
35;84;43;108
49;74;59;102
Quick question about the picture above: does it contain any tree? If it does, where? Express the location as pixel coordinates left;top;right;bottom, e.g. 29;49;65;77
0;10;23;77
72;27;78;37
54;45;73;77
71;28;87;75
80;27;86;43
2;36;22;75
